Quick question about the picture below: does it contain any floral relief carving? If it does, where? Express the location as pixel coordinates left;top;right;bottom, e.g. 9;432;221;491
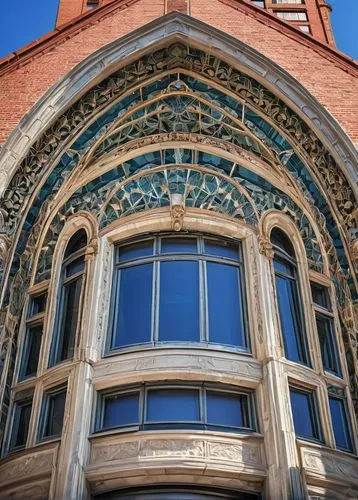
140;439;205;458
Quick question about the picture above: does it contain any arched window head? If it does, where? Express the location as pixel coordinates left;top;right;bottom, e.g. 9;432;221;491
49;229;88;367
64;228;87;259
271;227;310;366
270;227;295;259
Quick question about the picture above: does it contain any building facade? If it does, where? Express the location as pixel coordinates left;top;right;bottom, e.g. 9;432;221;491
0;1;357;499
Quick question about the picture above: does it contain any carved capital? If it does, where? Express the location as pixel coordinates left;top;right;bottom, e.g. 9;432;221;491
85;237;99;261
258;234;274;260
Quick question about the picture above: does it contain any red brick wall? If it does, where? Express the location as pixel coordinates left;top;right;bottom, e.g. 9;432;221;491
56;0;85;27
0;0;357;144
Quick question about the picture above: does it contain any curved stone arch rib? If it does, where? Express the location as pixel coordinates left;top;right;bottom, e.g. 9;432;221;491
32;150;325;283
0;15;357;242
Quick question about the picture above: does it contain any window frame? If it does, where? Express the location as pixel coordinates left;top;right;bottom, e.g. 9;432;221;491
327;387;355;454
18;291;47;381
95;382;257;435
49;243;87;367
310;282;342;378
38;384;68;443
7;390;34;454
289;384;323;444
271;229;311;367
106;233;250;355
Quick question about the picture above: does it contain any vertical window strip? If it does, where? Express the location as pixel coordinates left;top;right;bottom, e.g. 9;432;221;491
49;230;87;367
271;228;310;366
19;291;47;381
311;282;341;377
328;388;354;453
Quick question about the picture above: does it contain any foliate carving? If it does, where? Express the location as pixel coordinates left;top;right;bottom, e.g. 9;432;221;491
302;447;358;487
0;448;55;487
140;439;204;458
258;234;274;260
0;45;355;244
171;202;185;232
351;239;358;267
90;435;264;469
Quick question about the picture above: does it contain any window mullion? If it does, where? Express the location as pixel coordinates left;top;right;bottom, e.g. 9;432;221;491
200;260;207;343
153;261;160;343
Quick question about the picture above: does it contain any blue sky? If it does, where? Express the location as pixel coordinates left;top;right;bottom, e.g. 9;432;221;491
0;0;357;60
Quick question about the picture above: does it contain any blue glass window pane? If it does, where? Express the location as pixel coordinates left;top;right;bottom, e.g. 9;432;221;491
275;275;304;363
161;238;197;253
207;392;247;428
23;326;42;378
273;258;294;276
205;240;239;260
329;397;353;451
103;393;140;429
146;389;200;422
158;261;200;342
113;264;153;348
66;257;85;278
290;389;318;439
207;263;245;347
317;316;340;375
118;240;153;262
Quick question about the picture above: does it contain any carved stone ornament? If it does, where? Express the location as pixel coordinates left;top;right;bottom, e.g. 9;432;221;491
351;239;358;266
258;233;274;260
170;193;185;232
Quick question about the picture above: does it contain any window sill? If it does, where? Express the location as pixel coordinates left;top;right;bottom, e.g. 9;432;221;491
104;342;253;358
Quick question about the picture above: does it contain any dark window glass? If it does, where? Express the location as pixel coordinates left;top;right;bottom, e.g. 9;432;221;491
158;261;200;342
50;230;87;367
161;238;197;253
64;229;87;259
311;283;331;310
30;293;47;315
42;389;67;439
65;257;85;278
316;315;341;375
113;264;153;348
22;326;42;379
206;392;248;428
103;393;140;429
95;487;260;499
271;228;294;257
55;276;83;363
118;240;153;262
329;397;353;452
207;264;245;346
146;389;200;422
275;275;306;363
204;239;239;260
289;388;321;441
10;400;32;450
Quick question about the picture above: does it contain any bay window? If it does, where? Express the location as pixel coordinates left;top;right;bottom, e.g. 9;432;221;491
108;235;249;352
96;383;256;434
